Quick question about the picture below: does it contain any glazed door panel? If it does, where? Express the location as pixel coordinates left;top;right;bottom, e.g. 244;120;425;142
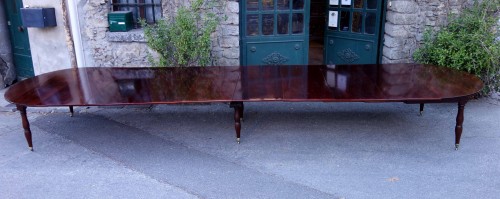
241;0;310;66
324;0;384;64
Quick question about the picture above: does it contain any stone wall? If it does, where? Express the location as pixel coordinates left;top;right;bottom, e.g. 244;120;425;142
80;0;151;67
79;0;239;67
382;0;470;63
211;0;240;66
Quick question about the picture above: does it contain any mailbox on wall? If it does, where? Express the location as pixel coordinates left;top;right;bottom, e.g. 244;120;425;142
108;11;134;32
20;8;57;28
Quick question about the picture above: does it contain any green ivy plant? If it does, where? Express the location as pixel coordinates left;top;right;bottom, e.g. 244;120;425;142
140;0;222;67
413;0;500;95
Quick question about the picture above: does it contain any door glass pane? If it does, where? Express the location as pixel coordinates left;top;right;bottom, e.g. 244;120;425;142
278;0;290;10
341;0;351;7
352;12;362;33
262;14;275;35
329;0;339;7
367;0;377;9
292;13;304;34
247;14;259;36
263;0;275;10
327;11;338;30
365;12;376;34
340;11;350;31
247;0;259;11
278;14;289;34
293;0;304;10
354;0;363;8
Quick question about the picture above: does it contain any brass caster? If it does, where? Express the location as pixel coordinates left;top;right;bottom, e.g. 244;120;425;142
419;111;423;116
455;144;460;150
29;147;33;151
236;138;240;144
70;113;74;117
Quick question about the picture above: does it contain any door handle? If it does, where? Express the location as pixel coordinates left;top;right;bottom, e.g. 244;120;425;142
18;26;24;32
365;44;371;51
295;44;301;50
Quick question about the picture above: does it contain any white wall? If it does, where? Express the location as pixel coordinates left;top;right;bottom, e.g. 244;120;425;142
23;0;72;75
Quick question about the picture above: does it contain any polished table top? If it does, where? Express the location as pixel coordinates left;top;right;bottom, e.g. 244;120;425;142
5;64;484;107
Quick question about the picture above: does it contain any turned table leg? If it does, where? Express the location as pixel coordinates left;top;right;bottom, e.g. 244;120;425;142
16;105;33;151
240;103;244;122
455;100;467;150
69;106;74;117
419;103;424;116
230;102;243;144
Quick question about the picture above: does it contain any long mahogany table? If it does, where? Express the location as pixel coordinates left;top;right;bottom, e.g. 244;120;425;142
5;64;483;151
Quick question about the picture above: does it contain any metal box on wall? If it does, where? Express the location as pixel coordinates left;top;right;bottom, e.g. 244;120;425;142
108;11;134;32
20;8;57;28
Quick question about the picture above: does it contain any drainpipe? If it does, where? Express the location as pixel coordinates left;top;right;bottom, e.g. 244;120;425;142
61;0;77;68
66;0;85;68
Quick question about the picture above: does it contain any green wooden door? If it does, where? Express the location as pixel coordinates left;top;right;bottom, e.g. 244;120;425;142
4;0;34;79
241;0;310;66
324;0;384;64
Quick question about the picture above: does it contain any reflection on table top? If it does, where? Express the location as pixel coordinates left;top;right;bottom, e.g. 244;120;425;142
5;64;484;106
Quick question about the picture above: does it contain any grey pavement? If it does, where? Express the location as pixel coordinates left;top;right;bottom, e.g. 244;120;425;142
1;87;500;199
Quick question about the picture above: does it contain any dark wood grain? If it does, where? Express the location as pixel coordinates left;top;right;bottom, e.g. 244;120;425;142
230;102;243;143
5;64;484;106
420;103;424;116
455;101;467;150
4;64;484;149
16;105;33;151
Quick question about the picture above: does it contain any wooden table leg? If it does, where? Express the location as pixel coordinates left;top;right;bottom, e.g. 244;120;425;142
455;100;467;150
240;103;244;122
16;105;33;151
419;103;424;116
69;106;74;117
230;102;243;144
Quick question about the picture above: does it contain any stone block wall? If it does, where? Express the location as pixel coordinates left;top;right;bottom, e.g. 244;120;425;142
80;0;151;67
382;0;470;63
211;0;240;66
79;0;239;67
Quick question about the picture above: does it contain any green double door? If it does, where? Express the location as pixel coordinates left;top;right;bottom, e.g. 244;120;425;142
240;0;385;65
4;0;34;79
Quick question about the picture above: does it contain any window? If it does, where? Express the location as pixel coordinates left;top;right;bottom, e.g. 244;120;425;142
110;0;162;28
